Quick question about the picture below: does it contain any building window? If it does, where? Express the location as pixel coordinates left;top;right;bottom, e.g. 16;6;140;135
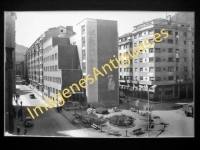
135;68;138;72
149;39;154;44
155;67;161;72
135;59;137;63
127;68;129;72
192;58;194;62
82;37;85;48
130;68;132;72
192;49;194;53
176;40;178;44
168;48;173;53
135;76;138;81
130;60;132;64
124;68;126;72
140;68;143;72
176;67;178;71
52;54;54;60
82;25;85;35
168;58;173;62
55;65;57;71
55;53;57;60
149;67;154;72
155;48;160;53
120;76;123;80
148;30;153;35
130;76;133;80
168;30;173;35
168;39;173;44
150;77;155;81
168;67;174;72
175;32;178;35
140;58;143;62
183;32;187;37
120;68;122;72
176;58;179;62
184;49;186;53
134;43;137;47
155;57;161;62
134;35;137;39
124;76;126;80
127;76;130;80
140;76;143;80
156;77;161;81
168;76;174;80
192;41;194;45
184;41;186;45
184;58;187;62
149;57;154;62
184;67;187;71
139;33;142;37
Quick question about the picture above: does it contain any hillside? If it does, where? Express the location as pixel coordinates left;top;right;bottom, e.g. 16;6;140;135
171;12;194;27
15;44;28;62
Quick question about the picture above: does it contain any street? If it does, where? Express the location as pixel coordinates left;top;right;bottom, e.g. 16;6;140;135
13;77;89;137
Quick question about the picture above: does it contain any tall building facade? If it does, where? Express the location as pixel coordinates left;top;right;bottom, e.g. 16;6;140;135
118;33;133;95
71;19;119;106
131;16;194;101
43;37;82;102
27;26;74;93
5;12;17;134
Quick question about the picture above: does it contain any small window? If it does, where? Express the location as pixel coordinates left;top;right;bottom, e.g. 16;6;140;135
149;57;154;62
168;76;174;80
184;41;186;45
135;68;138;72
168;58;173;62
168;39;173;44
61;30;63;32
155;67;161;72
140;76;143;80
155;57;161;62
155;48;160;53
124;68;126;72
150;77;155;81
176;58;179;62
139;33;142;37
168;48;173;53
176;67;178;71
149;48;154;53
149;39;154;43
120;68;122;72
135;59;137;63
140;68;143;72
168;67;174;72
130;68;132;72
168;30;173;35
183;32;187;37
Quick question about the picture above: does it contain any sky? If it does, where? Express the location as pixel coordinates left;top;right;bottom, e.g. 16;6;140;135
15;11;177;48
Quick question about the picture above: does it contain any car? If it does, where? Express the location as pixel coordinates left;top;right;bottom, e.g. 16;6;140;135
24;117;34;127
119;91;125;98
183;102;193;117
29;94;35;99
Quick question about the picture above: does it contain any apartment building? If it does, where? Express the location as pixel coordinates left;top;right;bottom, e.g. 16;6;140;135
118;33;133;94
43;37;82;102
131;16;194;101
27;26;74;93
70;18;119;107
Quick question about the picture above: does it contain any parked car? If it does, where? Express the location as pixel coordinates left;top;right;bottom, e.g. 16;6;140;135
24;117;34;127
29;94;35;99
183;102;193;117
119;91;125;98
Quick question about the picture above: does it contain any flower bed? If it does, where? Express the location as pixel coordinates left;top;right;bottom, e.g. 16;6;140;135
108;114;135;127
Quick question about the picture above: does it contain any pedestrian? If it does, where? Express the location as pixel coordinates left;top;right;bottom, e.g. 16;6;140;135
16;124;20;135
24;129;27;135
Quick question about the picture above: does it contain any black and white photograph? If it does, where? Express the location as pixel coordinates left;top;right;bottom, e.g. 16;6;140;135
4;11;194;137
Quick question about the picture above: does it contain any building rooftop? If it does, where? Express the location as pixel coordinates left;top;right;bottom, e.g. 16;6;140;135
119;32;132;39
76;18;117;25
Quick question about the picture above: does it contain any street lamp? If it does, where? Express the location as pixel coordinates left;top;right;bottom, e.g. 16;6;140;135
20;101;23;121
145;84;157;137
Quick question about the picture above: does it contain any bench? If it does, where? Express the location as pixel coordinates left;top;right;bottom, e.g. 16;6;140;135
82;118;90;124
133;128;144;136
91;123;101;130
108;130;121;136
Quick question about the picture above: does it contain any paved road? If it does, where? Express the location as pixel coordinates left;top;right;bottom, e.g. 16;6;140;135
13;83;89;137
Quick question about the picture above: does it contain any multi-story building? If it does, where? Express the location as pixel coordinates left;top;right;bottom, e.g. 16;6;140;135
15;62;21;75
20;61;24;79
27;26;74;93
5;12;17;134
131;16;194;101
43;37;82;102
70;18;119;107
118;33;133;95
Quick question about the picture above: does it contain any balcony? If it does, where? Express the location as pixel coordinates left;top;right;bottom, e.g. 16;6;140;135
139;80;155;85
119;79;132;83
118;39;132;45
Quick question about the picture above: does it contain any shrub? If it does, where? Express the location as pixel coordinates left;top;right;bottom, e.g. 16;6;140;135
109;114;135;126
96;107;109;114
